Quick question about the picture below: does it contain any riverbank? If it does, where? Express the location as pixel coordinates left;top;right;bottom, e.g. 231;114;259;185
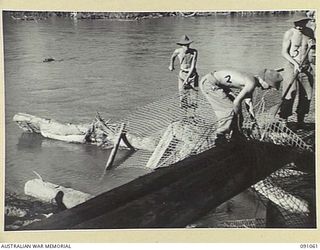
7;10;305;21
5;192;57;230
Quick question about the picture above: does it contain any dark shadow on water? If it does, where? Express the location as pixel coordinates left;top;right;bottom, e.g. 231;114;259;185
112;149;136;169
98;149;137;180
17;133;43;152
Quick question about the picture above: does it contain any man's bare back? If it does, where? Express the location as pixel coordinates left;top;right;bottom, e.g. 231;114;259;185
172;47;197;71
213;70;255;89
200;69;282;136
210;70;257;117
169;47;197;73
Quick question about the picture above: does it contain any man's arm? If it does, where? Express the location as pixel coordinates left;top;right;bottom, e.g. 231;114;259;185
233;83;255;115
169;49;179;71
281;30;300;72
244;98;255;120
308;38;316;65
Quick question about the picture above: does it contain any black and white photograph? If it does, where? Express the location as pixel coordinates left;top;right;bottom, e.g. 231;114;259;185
3;8;316;233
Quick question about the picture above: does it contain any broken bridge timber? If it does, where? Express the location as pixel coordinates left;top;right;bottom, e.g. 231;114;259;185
13;112;158;151
19;139;314;230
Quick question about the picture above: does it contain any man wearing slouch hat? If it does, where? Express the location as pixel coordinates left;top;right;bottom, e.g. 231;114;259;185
169;35;199;110
279;17;315;128
200;69;283;142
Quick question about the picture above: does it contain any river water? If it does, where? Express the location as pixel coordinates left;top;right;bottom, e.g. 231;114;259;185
3;12;301;226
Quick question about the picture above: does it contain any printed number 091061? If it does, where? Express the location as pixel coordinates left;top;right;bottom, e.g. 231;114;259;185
300;244;318;248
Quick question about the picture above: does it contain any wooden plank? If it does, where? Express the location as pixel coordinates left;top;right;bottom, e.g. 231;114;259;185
145;123;175;169
120;133;135;150
105;123;125;171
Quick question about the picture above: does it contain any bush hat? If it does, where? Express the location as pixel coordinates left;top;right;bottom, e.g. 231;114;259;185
258;69;283;90
294;18;311;28
176;35;193;45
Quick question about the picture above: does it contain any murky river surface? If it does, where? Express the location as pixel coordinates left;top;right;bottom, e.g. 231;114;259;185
4;12;300;226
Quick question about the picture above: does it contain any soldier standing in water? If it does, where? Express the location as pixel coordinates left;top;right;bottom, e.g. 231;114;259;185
278;18;315;128
169;35;199;111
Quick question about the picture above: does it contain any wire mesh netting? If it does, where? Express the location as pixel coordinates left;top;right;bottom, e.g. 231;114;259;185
102;85;315;228
111;87;313;171
252;163;316;228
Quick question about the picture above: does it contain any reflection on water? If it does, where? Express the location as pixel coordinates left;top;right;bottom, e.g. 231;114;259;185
4;12;300;225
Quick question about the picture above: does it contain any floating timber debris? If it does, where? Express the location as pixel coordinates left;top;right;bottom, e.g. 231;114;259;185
105;123;135;170
43;57;55;63
24;172;93;209
13;112;158;151
13;113;90;143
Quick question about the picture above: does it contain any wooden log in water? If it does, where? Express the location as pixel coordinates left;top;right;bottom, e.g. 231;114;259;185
24;178;93;209
21;140;314;230
105;123;125;171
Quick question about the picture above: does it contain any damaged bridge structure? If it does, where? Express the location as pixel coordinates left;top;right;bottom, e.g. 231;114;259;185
14;88;316;229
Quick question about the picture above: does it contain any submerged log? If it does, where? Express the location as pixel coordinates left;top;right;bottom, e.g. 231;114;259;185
21;140;314;230
13;113;158;151
24;178;93;209
13;113;89;143
105;123;126;170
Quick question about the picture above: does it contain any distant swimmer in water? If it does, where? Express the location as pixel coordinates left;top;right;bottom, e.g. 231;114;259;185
169;35;199;110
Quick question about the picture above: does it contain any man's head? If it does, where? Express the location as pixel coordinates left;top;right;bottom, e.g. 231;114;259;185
294;18;311;30
176;35;193;47
258;69;283;90
306;10;316;21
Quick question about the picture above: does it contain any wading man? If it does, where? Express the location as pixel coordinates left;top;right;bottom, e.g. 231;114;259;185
200;69;283;141
169;35;199;110
278;18;315;128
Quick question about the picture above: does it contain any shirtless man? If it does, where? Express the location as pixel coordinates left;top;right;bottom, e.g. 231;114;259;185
169;35;199;108
200;69;283;138
306;11;316;73
279;18;315;128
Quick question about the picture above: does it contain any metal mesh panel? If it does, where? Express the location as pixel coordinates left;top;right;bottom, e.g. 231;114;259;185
115;91;220;169
216;218;266;228
110;86;315;227
252;164;315;228
110;88;313;171
249;91;315;228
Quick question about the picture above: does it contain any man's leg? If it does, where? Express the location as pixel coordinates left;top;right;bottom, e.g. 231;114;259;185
279;63;297;120
178;72;188;109
187;74;199;118
178;80;186;108
214;110;234;136
279;97;295;120
296;70;313;127
200;74;234;138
